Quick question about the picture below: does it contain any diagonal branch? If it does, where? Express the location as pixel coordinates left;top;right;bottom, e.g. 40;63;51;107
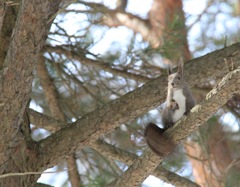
29;108;199;186
37;43;240;170
108;64;240;186
153;166;200;187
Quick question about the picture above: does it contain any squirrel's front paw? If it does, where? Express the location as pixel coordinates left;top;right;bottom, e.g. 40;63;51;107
170;99;179;110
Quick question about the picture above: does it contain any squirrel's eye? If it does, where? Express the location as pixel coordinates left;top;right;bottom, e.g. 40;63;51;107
178;77;181;80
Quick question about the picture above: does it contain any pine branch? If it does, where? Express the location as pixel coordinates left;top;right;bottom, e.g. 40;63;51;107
28;108;199;187
37;43;240;171
108;61;240;186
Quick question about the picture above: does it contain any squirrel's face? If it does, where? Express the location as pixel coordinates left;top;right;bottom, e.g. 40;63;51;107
168;72;183;90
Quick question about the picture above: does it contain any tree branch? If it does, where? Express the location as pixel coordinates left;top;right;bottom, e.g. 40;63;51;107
36;55;65;120
28;108;65;132
153;166;200;187
92;140;199;187
108;55;240;186
29;108;199;186
30;107;199;187
37;43;240;170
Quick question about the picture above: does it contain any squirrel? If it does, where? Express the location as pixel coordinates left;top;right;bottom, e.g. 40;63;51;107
145;59;196;157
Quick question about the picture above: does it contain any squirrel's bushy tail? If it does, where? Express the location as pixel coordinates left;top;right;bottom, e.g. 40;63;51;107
144;123;175;157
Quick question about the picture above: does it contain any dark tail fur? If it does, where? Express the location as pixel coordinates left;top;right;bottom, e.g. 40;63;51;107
144;123;175;157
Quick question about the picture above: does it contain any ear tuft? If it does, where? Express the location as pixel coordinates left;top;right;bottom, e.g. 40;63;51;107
167;68;173;76
178;57;184;76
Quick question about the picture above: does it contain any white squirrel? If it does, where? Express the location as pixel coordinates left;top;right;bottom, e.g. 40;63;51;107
145;59;196;157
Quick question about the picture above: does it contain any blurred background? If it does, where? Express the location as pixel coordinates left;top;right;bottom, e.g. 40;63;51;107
31;0;240;186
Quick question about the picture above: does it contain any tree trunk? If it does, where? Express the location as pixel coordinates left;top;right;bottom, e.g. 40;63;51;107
0;0;61;185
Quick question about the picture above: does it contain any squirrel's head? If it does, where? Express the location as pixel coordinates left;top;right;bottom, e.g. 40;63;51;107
167;58;185;90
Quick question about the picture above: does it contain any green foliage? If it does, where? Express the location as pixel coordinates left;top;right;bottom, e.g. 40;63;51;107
161;14;186;61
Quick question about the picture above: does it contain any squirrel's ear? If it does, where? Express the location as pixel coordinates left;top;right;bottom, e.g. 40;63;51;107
167;68;173;76
178;57;184;76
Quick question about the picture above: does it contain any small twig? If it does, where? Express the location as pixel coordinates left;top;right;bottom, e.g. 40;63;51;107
0;168;70;179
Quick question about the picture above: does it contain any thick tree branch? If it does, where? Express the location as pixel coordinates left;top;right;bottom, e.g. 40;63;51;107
29;108;198;186
37;43;240;170
108;57;240;186
30;108;199;186
0;0;61;184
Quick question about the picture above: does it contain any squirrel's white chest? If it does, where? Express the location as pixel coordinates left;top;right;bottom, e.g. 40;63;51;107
172;89;186;123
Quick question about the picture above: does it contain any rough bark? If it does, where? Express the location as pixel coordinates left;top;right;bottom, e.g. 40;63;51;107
37;43;240;170
0;0;20;69
0;0;61;185
29;108;200;186
108;54;240;186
